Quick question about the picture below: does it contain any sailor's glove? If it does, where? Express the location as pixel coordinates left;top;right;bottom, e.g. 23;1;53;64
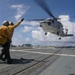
21;18;24;21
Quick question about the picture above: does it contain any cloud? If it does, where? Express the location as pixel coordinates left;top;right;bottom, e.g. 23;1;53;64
25;37;31;42
11;4;29;21
32;27;58;41
12;33;24;45
22;21;40;33
11;4;40;26
23;26;32;32
32;29;45;41
18;34;23;38
59;15;70;21
59;15;73;34
12;37;23;45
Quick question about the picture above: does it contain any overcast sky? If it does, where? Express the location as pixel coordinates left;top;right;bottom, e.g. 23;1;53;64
0;0;75;46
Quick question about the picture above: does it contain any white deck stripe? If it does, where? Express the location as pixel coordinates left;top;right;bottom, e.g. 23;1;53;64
11;49;75;57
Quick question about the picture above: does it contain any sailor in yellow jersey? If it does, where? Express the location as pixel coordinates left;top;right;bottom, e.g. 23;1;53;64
0;21;12;63
0;21;9;45
0;18;24;64
8;18;24;41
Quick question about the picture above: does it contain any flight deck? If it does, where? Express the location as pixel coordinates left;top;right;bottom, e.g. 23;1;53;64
0;47;75;75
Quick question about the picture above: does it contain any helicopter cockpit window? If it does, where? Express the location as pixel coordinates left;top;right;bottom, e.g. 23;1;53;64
48;22;51;26
48;19;51;21
58;25;60;29
52;20;54;23
43;22;46;23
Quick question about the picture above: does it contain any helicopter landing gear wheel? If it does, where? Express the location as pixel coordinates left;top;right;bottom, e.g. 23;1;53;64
59;37;61;40
45;32;47;35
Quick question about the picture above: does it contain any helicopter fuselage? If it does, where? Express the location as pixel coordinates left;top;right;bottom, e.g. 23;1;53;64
40;19;73;37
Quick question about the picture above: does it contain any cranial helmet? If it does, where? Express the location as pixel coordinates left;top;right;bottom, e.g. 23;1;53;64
2;20;9;26
9;22;14;25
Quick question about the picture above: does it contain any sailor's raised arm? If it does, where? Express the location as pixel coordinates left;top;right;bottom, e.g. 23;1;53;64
14;18;24;28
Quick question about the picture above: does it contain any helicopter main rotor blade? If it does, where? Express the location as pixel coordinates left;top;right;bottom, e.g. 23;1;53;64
34;0;56;19
26;19;45;21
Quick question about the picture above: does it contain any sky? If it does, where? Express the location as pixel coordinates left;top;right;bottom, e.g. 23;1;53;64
0;0;75;46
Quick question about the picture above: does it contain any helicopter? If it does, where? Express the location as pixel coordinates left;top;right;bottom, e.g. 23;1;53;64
28;0;73;39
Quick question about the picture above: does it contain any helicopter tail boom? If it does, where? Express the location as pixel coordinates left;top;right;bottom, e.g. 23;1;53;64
60;34;73;37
